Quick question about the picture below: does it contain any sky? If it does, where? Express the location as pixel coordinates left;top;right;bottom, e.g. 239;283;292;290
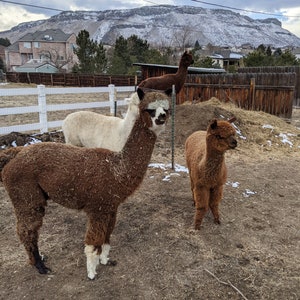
0;0;300;38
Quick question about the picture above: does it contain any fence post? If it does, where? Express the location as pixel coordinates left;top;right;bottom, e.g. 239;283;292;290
108;84;117;115
171;84;176;170
250;78;256;110
37;84;48;133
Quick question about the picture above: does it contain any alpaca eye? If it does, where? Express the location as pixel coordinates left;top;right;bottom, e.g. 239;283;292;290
145;109;156;117
216;135;223;139
164;109;170;114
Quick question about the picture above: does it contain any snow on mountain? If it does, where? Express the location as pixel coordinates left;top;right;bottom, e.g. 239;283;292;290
1;5;300;48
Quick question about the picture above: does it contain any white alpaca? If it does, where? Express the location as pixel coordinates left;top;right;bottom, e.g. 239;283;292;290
62;92;140;150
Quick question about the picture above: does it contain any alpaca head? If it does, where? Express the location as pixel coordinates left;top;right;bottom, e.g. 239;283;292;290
136;88;171;136
180;51;194;68
206;119;237;152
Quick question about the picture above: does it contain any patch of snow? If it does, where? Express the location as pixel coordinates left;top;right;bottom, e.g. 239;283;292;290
243;189;257;197
226;181;240;188
262;124;274;130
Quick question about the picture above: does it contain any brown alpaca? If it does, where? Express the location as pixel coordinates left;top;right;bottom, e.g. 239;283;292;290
185;119;237;230
0;88;171;280
138;51;194;94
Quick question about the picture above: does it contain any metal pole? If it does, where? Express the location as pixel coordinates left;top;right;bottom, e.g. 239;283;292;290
171;85;176;170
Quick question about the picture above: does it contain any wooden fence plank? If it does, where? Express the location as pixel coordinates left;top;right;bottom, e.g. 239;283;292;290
179;72;296;118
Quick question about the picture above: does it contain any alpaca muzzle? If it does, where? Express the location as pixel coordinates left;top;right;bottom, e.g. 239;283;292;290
155;112;167;125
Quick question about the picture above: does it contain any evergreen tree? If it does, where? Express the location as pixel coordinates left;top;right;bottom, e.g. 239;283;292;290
0;37;11;47
244;46;299;67
73;30;107;73
93;41;108;73
194;40;201;50
257;44;266;54
73;30;94;73
108;36;131;74
275;49;299;66
127;35;149;62
194;57;218;68
266;46;272;56
244;50;267;66
144;48;168;64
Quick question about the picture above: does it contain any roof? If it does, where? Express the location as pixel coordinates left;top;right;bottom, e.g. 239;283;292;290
15;59;59;73
210;51;244;60
18;29;74;42
132;63;225;73
6;42;19;52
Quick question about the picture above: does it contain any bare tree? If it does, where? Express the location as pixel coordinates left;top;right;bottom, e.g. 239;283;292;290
173;26;193;51
38;48;76;72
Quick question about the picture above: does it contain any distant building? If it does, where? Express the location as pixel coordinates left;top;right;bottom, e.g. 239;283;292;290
14;59;59;73
209;50;244;71
292;47;300;60
5;29;78;73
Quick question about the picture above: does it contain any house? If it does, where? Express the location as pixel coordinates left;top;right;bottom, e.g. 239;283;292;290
209;50;244;71
5;29;78;73
14;59;59;73
292;47;300;60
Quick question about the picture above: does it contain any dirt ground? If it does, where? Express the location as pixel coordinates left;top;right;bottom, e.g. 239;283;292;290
0;87;299;300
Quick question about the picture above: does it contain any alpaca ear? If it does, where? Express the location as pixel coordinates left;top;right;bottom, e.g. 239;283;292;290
210;119;218;130
137;88;145;100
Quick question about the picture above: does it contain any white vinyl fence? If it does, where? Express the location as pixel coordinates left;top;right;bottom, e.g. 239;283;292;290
0;84;135;135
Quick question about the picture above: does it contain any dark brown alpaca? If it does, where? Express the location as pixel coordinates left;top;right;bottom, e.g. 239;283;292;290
0;88;171;280
138;51;194;94
185;119;237;230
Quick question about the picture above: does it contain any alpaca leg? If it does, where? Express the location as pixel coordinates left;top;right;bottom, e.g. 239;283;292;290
209;186;223;224
100;212;117;266
84;244;101;280
193;187;210;230
14;199;50;274
84;213;116;279
189;176;196;206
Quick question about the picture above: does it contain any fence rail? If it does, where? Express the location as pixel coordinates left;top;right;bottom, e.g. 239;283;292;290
5;72;138;87
0;85;135;135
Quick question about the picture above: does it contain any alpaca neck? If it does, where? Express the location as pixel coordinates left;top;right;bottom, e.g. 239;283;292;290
119;116;157;181
203;146;225;171
176;63;189;77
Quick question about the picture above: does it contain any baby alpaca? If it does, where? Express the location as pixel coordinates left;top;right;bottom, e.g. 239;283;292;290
185;119;237;230
0;88;171;280
62;92;139;150
138;51;194;94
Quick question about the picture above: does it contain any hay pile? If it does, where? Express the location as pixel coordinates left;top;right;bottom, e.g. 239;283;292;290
175;98;300;158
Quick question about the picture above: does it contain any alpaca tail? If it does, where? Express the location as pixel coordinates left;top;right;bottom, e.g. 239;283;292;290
0;147;23;181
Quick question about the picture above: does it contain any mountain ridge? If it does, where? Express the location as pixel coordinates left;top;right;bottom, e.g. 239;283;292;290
1;5;300;48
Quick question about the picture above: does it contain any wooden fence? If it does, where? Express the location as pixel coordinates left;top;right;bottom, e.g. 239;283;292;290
5;72;138;87
238;66;300;107
4;69;298;119
0;85;135;134
178;72;296;118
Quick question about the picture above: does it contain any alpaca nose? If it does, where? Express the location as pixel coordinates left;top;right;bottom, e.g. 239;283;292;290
155;112;167;125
